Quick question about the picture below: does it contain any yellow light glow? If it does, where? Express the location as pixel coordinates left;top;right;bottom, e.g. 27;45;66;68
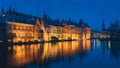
6;20;91;43
8;47;11;50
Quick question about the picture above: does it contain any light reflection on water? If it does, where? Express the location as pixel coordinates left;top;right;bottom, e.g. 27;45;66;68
0;40;120;68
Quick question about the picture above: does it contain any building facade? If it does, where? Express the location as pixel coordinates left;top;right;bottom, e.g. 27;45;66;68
0;8;91;43
0;19;91;43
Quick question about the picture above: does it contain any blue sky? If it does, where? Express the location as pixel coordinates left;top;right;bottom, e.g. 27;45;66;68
0;0;120;30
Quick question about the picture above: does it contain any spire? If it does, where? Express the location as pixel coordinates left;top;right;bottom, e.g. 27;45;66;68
79;19;84;28
43;10;46;17
43;10;47;18
102;20;106;31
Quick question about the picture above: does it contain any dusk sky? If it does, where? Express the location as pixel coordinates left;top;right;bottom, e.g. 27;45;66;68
0;0;120;30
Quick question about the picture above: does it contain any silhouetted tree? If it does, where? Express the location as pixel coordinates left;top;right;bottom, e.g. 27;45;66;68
13;8;16;13
42;12;90;28
78;19;85;28
8;6;12;13
84;23;90;27
67;18;72;25
1;7;4;13
108;20;120;38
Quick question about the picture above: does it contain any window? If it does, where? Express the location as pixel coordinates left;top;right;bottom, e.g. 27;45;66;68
29;33;31;36
13;25;16;30
18;25;20;30
18;33;20;38
30;26;33;31
20;25;22;30
26;26;28;31
22;26;24;30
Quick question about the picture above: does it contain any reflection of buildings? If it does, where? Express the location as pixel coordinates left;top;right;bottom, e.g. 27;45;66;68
93;39;120;60
0;26;2;43
109;41;120;59
0;40;91;67
0;8;91;43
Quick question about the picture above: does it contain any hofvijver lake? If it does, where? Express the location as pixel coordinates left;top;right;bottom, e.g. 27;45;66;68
0;40;120;68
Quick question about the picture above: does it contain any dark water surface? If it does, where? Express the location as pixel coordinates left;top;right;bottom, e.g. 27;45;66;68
0;40;120;68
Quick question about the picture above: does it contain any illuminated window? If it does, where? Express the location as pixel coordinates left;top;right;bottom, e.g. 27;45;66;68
29;26;31;31
30;26;33;31
29;26;30;31
22;26;24;30
18;33;20;38
18;25;20;30
13;25;16;30
23;26;26;30
31;27;33;31
36;28;38;32
26;26;28;31
20;26;22;30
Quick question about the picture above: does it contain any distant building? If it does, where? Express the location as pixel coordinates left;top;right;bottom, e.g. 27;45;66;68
92;21;110;39
101;21;110;38
102;21;106;31
91;21;111;39
91;30;101;39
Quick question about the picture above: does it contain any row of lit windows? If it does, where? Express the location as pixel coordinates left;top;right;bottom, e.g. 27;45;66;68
12;33;44;40
16;33;33;38
7;24;33;31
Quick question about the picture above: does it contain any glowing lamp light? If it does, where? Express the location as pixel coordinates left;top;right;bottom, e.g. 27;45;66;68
0;40;2;42
8;47;11;50
2;14;5;16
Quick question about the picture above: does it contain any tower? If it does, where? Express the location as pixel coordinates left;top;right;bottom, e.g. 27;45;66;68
43;10;47;18
102;21;106;31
